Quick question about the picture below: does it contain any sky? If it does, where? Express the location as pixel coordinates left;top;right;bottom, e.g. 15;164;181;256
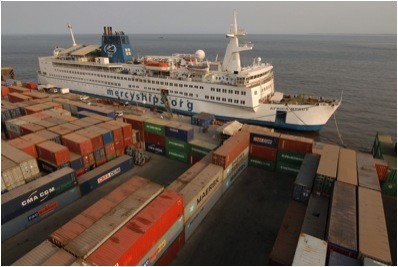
1;1;397;35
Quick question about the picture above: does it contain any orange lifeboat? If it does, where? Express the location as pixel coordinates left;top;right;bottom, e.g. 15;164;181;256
145;60;171;71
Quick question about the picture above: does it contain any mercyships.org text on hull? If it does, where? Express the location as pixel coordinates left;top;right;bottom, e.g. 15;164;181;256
37;11;340;131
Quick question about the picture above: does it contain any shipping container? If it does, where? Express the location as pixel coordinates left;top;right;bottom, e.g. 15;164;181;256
313;144;340;197
144;118;167;135
165;121;194;142
79;116;102;126
1;167;76;224
8;93;33;103
356;152;381;191
358;187;392;265
77;155;133;194
48;124;76;136
69;152;84;171
374;158;389;181
155;231;185;266
301;195;329;240
1;85;10;97
138;216;184;265
69;119;90;128
278;134;313;154
222;147;249;193
212;130;250;169
98;121;124;144
327;251;361;266
77;110;113;121
363;257;389;266
5;118;28;137
268;201;307;265
12;240;60;265
2;187;81;241
189;139;218;159
292;233;327;266
85;190;183;266
9;85;30;94
277;150;305;166
93;147;107;166
62;133;94;156
276;161;301;176
166;148;189;163
26;117;57;129
242;124;280;148
8;138;38;158
250;144;277;161
327;181;357;258
87;125;114;145
19;122;46;135
2;141;40;182
104;142;117;160
293;154;320;203
22;91;49;100
337;148;358;186
123;114;146;141
36;140;70;167
248;156;276;171
1;156;25;190
25;82;38;90
312;141;326;155
20;132;47;146
35;129;62;144
107;120;133;140
166;137;190;153
145;139;166;155
180;164;223;221
75;129;104;150
191;112;214;127
185;172;224;241
37;157;70;173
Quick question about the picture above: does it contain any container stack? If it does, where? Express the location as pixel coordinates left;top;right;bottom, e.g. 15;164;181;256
143;117;168;155
292;233;328;266
313;144;340;197
276;134;313;175
372;132;397;196
123;114;147;148
191;112;214;132
292;153;320;203
52;98;115;118
165;121;194;163
188;138;218;164
36;141;70;172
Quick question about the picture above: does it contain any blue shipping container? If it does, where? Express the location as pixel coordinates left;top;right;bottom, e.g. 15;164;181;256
69;153;84;171
165;125;194;142
1;167;76;224
191;113;214;127
1;186;81;241
145;143;166;155
250;133;279;148
78;155;133;195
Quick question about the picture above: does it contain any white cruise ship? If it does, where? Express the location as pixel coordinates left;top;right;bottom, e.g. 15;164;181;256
37;11;340;131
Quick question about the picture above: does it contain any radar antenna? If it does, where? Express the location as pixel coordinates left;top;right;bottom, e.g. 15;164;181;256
67;23;77;47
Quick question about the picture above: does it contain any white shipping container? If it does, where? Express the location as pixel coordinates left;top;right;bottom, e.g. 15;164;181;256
1;156;25;190
12;240;59;266
292;233;327;266
180;163;223;222
5;118;28;136
222;147;249;194
138;216;184;265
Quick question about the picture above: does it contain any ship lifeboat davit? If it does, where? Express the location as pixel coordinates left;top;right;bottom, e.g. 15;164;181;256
145;60;171;71
187;63;209;73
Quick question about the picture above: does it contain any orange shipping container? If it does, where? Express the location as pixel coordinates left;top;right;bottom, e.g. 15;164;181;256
25;82;38;90
212;131;250;169
20;133;47;145
8;138;38;158
1;86;9;97
278;134;313;154
62;133;94;156
374;158;389;181
19;123;45;135
36;141;70;166
8;93;32;103
9;85;30;94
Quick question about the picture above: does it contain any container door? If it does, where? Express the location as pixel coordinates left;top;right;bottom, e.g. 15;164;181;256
275;110;287;125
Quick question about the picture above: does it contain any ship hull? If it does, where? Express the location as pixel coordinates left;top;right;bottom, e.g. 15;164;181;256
38;74;339;132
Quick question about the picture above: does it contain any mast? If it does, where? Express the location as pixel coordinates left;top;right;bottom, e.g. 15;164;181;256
67;23;77;47
222;10;253;72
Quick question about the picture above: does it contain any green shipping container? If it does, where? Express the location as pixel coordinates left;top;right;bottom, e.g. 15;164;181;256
166;148;189;163
144;118;166;135
382;181;397;196
277;150;305;166
249;157;276;171
166;137;190;153
276;161;300;176
189;139;218;159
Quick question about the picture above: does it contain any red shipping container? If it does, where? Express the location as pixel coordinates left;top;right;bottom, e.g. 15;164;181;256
1;86;9;97
76;129;104;150
9;85;30;94
98;122;124;142
8;92;32;103
21;133;47;145
104;142;116;160
108;120;132;140
76;168;86;177
249;144;277;161
8;138;38;158
24;105;44;114
124;136;133;147
25;82;38;90
36;140;70;166
144;131;166;147
278;134;313;154
62;133;94;156
86;190;183;266
81;153;95;168
123;114;145;132
155;232;185;266
212;131;250;169
374;158;389;181
20;123;45;135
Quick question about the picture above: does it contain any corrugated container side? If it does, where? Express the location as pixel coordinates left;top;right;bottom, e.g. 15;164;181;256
1;167;76;224
36;140;70;166
145;131;166;146
301;195;329;240
278;134;313;154
166;148;189;163
35;129;62;144
222;147;249;193
337;148;358;186
248;156;276;171
8;138;38;158
11;240;59;266
276;161;301;176
165;122;194;142
85;190;183;266
62;133;94;156
277;150;305;166
313;144;340;196
77;155;133;195
1;156;25;191
212;131;250;169
327;251;361;266
293;153;320;203
249;144;277;161
268;201;307;265
2;187;81;241
357;152;381;191
155;232;185;266
327;181;357;258
166;137;190;153
146;142;166;155
358;187;392;265
292;233;327;266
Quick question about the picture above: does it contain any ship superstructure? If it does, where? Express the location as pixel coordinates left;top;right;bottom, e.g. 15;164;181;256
38;11;340;131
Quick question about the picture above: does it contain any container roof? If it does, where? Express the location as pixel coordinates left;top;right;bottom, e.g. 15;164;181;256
70;45;100;56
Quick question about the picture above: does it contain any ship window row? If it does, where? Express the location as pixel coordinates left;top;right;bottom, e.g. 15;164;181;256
204;95;245;105
49;73;121;87
210;87;246;96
